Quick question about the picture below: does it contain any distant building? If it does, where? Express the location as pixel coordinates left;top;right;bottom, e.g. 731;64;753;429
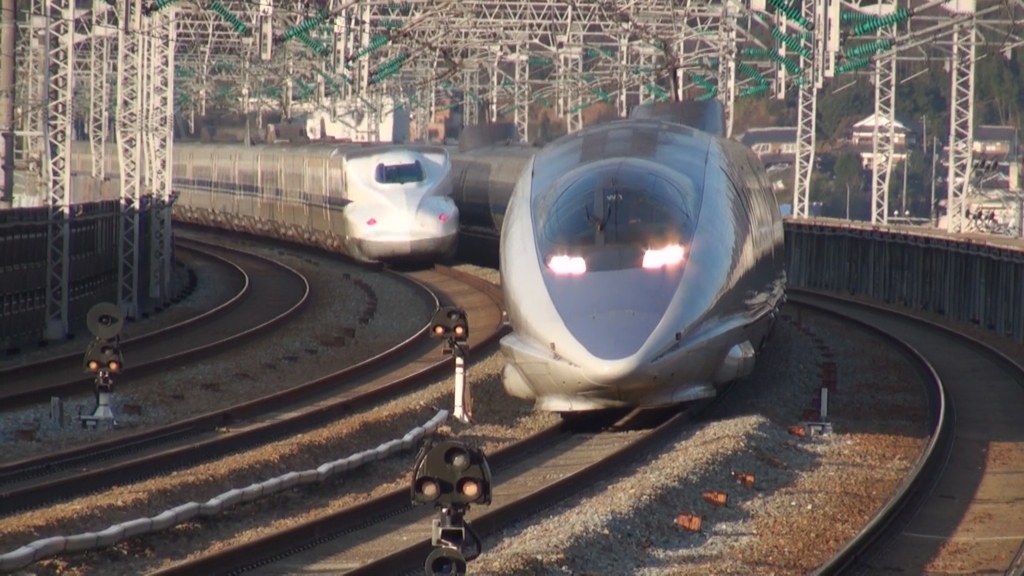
972;126;1019;161
846;112;920;169
739;127;798;166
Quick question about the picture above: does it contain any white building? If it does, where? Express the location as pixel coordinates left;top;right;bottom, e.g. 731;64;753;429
297;97;411;143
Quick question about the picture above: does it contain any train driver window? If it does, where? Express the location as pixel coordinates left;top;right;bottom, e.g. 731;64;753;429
537;161;697;271
375;160;425;184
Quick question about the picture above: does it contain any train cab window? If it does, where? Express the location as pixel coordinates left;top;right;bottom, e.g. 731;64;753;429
375;160;425;184
536;160;698;272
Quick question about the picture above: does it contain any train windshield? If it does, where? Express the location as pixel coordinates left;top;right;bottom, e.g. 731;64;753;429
536;160;698;272
375;161;425;184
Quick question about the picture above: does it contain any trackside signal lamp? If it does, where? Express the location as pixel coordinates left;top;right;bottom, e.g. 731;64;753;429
83;339;124;373
430;306;469;343
81;302;127;428
411;441;492;506
411;440;492;576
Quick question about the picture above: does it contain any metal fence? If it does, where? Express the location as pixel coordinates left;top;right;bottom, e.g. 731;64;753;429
786;219;1024;343
0;200;144;348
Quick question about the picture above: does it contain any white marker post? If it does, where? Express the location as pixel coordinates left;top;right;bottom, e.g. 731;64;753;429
453;350;472;424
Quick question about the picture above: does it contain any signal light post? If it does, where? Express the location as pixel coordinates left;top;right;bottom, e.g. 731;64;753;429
80;303;126;428
430;306;472;424
411;440;493;576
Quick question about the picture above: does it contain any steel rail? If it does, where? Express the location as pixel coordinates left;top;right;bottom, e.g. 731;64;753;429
0;238;311;410
0;264;503;517
794;289;1024;575
159;295;946;576
0;243;247;391
787;291;949;575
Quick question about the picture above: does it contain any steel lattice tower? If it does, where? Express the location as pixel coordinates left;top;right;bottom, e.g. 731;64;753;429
945;17;977;233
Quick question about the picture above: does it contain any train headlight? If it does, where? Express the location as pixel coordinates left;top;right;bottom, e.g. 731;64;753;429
439;213;450;223
548;255;586;275
366;218;377;226
642;245;685;269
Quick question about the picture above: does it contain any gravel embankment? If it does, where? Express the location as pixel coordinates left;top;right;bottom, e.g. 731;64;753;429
0;251;233;370
2;265;929;575
471;307;929;575
0;242;433;461
10;349;559;576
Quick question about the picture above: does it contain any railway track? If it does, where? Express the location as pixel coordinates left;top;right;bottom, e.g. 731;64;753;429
11;277;1015;575
791;290;1024;575
0;261;503;519
0;238;310;411
143;292;955;576
148;404;705;576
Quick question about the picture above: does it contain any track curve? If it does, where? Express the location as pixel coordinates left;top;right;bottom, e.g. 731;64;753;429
0;263;503;519
0;238;311;410
794;290;1024;575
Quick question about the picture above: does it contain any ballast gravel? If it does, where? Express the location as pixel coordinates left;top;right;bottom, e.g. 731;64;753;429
471;306;929;575
2;265;930;576
8;349;558;576
0;233;433;462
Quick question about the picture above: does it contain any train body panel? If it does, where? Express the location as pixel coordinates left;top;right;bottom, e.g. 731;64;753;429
72;141;458;263
495;115;786;412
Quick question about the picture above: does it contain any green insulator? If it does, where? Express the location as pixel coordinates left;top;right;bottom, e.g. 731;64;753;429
644;84;668;100
845;38;893;58
835;57;870;74
150;0;178;13
740;84;770;98
689;73;715;90
296;33;328;56
840;10;874;22
744;48;769;58
737;63;766;83
695;88;718;102
535;97;552;107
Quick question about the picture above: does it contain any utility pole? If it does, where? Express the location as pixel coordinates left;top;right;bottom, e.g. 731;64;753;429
0;0;15;208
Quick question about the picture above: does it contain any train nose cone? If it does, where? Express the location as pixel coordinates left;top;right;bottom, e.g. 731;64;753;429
568;309;662;360
544;267;684;361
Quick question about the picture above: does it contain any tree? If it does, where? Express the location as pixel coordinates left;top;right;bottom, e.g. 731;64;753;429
816;81;874;141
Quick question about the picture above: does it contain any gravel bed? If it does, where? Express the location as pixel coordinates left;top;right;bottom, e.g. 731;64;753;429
0;237;433;462
7;348;559;575
471;307;929;575
451;263;502;286
0;264;929;574
0;250;234;370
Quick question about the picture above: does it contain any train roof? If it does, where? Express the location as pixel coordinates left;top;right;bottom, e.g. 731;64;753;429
171;141;449;161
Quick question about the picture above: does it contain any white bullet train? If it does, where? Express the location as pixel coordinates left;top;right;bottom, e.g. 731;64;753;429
174;142;460;262
453;102;787;412
73;141;460;263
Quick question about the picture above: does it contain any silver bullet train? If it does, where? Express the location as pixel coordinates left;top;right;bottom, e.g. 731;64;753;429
453;102;787;412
